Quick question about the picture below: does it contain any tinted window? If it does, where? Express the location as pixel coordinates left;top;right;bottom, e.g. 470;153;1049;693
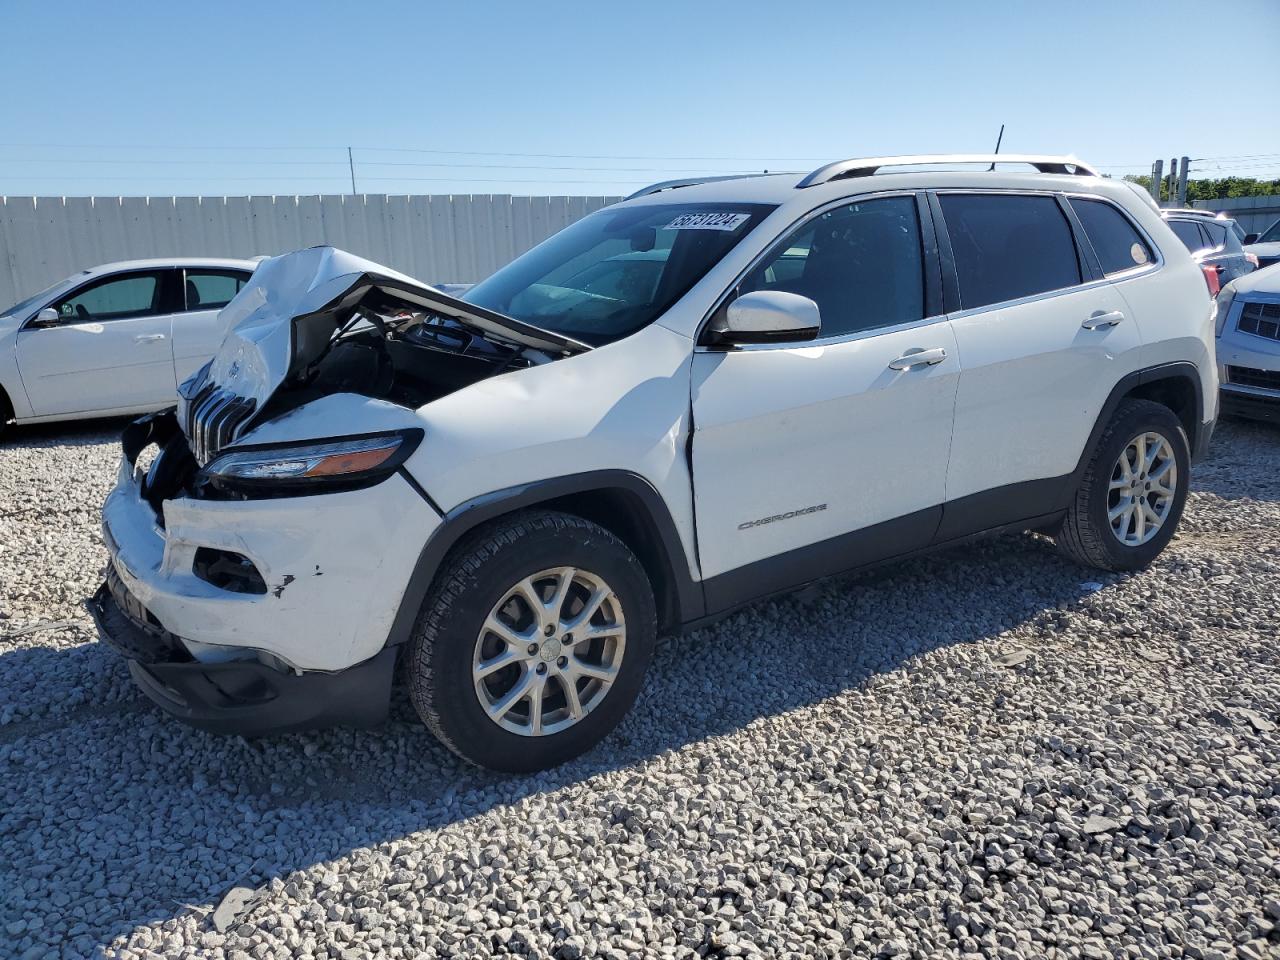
52;272;161;322
1069;198;1154;275
1200;221;1227;248
940;194;1081;310
738;195;925;338
1168;219;1207;252
185;270;248;311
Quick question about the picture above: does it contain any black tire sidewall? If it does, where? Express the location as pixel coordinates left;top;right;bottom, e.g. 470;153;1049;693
415;520;655;772
1085;405;1190;570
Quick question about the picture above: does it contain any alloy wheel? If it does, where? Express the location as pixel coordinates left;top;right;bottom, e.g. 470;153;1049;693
472;566;626;736
1107;431;1178;547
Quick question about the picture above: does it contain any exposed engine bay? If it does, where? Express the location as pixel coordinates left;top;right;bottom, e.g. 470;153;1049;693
257;292;553;423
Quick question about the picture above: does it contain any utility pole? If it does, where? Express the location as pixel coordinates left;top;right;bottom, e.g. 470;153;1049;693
1176;155;1190;207
348;147;358;196
1150;160;1163;202
1166;157;1178;207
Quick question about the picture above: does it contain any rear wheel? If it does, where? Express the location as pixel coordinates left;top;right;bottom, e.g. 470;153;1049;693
407;510;656;772
1056;399;1189;571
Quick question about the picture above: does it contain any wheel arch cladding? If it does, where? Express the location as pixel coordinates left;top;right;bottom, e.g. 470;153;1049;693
385;471;703;648
1077;362;1204;478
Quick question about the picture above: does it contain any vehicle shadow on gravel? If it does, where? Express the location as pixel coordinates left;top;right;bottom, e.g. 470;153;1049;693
0;527;1110;954
1192;416;1280;503
1;416;130;449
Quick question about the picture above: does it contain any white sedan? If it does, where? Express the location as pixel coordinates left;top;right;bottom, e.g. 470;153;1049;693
0;257;258;436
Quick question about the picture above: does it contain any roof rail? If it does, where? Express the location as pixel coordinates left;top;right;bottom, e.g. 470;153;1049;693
624;173;776;201
796;153;1099;189
1163;207;1225;219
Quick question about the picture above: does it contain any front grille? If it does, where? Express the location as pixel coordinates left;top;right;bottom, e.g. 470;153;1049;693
1237;300;1280;341
1227;365;1280;391
178;371;257;466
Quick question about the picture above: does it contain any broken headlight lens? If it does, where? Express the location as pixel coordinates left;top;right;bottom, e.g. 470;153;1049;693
202;430;422;492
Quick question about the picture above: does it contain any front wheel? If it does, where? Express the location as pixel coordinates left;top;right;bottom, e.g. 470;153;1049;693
1056;398;1190;571
407;511;656;772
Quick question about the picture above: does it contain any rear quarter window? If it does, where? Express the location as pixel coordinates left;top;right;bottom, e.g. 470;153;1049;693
1068;198;1154;275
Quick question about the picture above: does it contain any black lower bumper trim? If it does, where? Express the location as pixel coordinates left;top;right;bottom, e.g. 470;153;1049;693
1220;391;1280;425
90;578;396;736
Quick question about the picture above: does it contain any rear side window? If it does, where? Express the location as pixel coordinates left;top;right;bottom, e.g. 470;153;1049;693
738;195;925;338
1168;219;1207;252
1200;220;1227;248
1069;198;1154;275
184;270;248;311
939;194;1082;310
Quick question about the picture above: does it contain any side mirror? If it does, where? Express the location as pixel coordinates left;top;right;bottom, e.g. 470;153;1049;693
1244;233;1259;245
29;307;61;328
708;290;821;345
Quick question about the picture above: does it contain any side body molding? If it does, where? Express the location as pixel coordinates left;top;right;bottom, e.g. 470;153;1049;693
384;470;705;649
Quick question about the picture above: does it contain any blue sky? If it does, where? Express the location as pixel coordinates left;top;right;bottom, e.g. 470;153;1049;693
3;0;1278;196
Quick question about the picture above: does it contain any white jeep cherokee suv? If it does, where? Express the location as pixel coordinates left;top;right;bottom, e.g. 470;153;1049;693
93;155;1217;772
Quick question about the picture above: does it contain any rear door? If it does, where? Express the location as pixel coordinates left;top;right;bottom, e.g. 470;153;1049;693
14;269;181;416
170;268;252;384
690;194;960;610
934;192;1144;538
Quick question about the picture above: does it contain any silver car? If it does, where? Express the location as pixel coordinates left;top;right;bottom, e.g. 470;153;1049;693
1216;264;1280;422
1163;210;1258;289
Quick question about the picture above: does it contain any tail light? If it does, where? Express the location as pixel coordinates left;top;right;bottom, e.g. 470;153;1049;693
1246;252;1260;269
1201;264;1221;297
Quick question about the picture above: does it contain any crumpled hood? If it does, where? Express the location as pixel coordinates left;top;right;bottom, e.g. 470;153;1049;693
194;245;588;410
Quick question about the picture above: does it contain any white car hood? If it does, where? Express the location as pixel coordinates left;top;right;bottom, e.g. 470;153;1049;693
1225;259;1280;296
194;245;589;411
1244;240;1280;261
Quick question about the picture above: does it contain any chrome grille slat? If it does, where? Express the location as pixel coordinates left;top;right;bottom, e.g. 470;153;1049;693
178;365;258;467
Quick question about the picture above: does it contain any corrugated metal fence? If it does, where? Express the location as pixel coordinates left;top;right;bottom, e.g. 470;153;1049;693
1189;196;1280;235
0;193;620;309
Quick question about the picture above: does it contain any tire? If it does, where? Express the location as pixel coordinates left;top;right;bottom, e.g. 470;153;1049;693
0;388;11;442
1056;398;1190;572
407;510;657;772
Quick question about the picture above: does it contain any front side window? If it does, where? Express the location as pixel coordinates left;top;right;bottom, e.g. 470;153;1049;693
1259;219;1280;243
736;195;925;338
185;270;248;311
940;194;1082;310
51;272;162;322
463;202;774;346
1168;219;1207;253
1069;197;1154;275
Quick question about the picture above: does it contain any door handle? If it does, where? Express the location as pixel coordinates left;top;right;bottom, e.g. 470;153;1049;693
888;347;947;370
1081;310;1124;330
134;334;167;343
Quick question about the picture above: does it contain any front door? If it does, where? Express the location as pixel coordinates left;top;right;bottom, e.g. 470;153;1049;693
15;269;179;417
689;194;960;612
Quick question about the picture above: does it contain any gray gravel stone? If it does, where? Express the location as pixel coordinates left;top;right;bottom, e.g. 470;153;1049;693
3;417;1280;959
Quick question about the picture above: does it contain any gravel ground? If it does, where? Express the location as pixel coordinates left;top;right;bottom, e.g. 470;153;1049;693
2;416;1279;960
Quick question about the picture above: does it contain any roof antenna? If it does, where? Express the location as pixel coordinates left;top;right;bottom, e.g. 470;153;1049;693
988;124;1005;171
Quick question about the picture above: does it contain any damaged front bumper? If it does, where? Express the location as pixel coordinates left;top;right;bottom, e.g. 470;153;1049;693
94;414;442;734
88;571;397;734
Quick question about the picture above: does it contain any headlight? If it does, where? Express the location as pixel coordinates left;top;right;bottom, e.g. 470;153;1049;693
1214;284;1235;337
202;430;422;494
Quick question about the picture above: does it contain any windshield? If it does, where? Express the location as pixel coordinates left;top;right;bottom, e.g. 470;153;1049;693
463;202;775;345
1259;219;1280;244
1;277;70;319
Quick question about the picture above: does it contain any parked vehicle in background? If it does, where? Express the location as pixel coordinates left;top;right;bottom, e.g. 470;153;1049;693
1244;217;1280;270
1215;262;1280;422
92;155;1217;772
0;258;258;436
1163;210;1257;290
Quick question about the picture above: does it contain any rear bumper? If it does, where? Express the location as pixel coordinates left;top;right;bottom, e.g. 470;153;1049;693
89;577;396;736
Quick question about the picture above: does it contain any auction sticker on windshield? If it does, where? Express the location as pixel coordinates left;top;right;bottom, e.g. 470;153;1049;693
665;212;752;231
